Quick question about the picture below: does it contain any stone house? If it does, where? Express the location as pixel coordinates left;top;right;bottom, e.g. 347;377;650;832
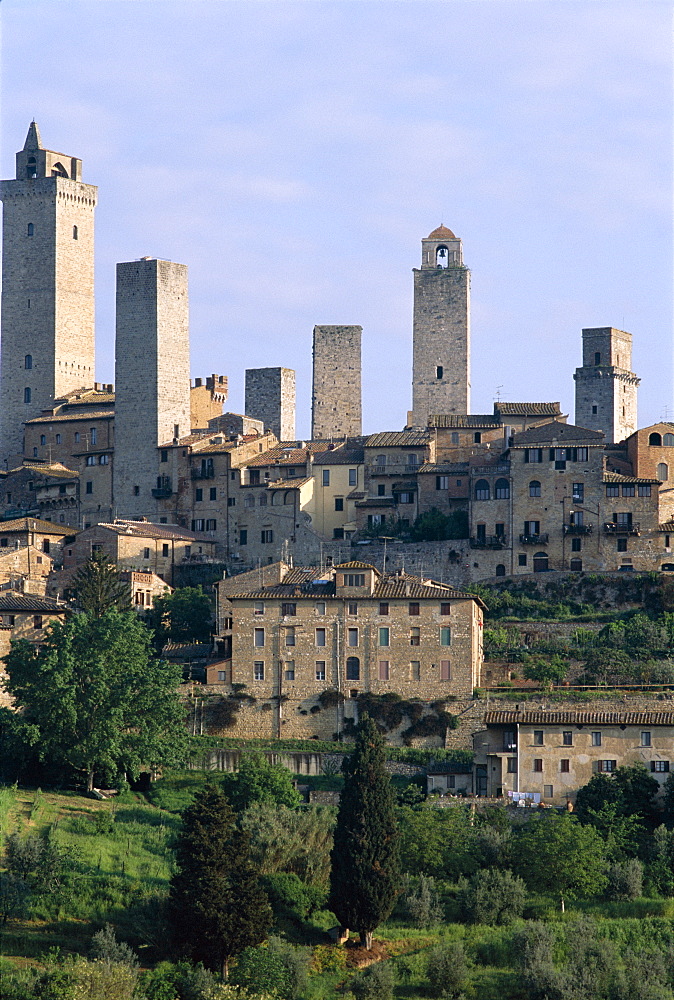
0;516;74;564
222;560;485;740
309;446;365;540
474;709;674;806
0;592;70;707
0;463;80;527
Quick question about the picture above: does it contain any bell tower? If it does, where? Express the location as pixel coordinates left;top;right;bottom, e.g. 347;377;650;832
411;225;470;426
0;123;97;465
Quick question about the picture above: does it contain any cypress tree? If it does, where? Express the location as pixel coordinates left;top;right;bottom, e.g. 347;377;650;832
329;715;400;949
169;785;272;978
73;550;131;616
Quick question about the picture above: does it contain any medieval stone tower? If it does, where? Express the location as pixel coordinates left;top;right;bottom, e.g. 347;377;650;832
0;123;97;465
311;325;362;439
574;327;639;444
411;225;470;426
113;258;191;518
245;367;296;440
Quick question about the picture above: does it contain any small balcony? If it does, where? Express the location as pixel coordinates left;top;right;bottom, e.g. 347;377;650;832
152;477;173;499
191;466;215;480
470;535;508;549
604;521;640;536
563;523;593;535
519;533;549;545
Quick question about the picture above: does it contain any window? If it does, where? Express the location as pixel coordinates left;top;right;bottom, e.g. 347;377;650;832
254;628;265;647
474;432;482;443
261;530;273;543
322;469;330;486
436;476;449;490
379;602;389;615
58;484;66;494
315;661;326;681
650;433;662;446
24;354;32;370
73;225;78;239
451;432;460;445
285;664;295;681
217;671;227;682
562;731;573;746
160;449;168;463
143;547;150;559
657;463;669;482
622;485;635;497
239;529;248;545
254;662;265;681
529;480;541;497
210;487;217;500
572;483;584;502
597;760;617;773
27;223;34;236
378;660;390;681
397;491;414;504
410;661;420;681
33;615;43;629
85;454;95;466
525;448;543;463
651;761;670;773
576;448;588;462
518;554;527;566
254;601;265;616
90;428;97;445
85;481;93;494
570;558;583;571
592;405;598;414
347;628;359;647
641;732;652;747
99;454;109;465
524;520;540;535
665;434;674;447
606;485;620;497
349;469;357;486
561;759;570;773
281;602;296;617
195;488;203;502
440;602;451;616
440;660;450;681
507;758;517;773
227;497;235;507
638;485;651;496
160;543;168;557
533;759;543;772
533;730;544;746
435;365;443;379
495;478;510;499
378;627;390;647
617;538;628;552
591;731;602;746
315;628;326;647
344;573;365;587
335;497;344;511
74;432;80;444
440;627;451;646
544;785;554;799
315;602;326;615
346;657;360;680
24;387;31;404
285;627;296;647
474;479;490;500
409;602;420;616
571;538;582;552
410;627;420;646
348;602;358;616
377;485;386;497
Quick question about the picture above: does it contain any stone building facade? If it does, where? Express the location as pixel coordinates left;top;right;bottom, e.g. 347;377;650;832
411;225;470;426
574;327;640;444
190;375;228;430
114;258;191;520
245;367;296;441
0;123;97;465
0;592;71;707
311;325;362;440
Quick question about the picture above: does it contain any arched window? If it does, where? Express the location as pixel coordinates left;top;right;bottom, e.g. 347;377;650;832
435;245;449;267
664;434;674;447
649;433;662;446
40;435;46;446
657;463;669;482
72;225;78;240
533;552;549;573
51;161;68;178
495;564;506;577
475;479;490;500
90;427;97;445
259;493;268;506
529;480;541;497
570;558;583;572
55;434;61;444
26;157;36;179
24;387;31;404
24;355;32;370
495;478;510;499
346;656;360;680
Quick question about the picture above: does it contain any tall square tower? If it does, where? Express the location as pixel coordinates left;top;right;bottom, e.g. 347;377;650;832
113;258;191;518
574;327;639;443
0;123;97;464
245;367;295;440
411;225;470;426
311;325;362;440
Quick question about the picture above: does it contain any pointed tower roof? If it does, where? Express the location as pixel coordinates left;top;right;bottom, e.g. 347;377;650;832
427;224;456;240
23;121;43;151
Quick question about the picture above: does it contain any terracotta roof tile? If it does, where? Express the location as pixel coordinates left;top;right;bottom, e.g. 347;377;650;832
427;414;500;429
365;431;430;448
484;710;674;726
0;517;74;535
604;472;660;485
512;421;605;445
494;402;562;417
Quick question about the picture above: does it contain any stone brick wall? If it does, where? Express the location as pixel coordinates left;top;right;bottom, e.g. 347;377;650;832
574;327;639;444
311;326;362;439
245;368;295;441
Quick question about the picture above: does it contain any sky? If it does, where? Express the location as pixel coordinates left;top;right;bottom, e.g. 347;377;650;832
1;0;672;439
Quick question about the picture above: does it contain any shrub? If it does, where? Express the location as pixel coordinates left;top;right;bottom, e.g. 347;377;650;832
400;874;443;927
425;941;469;998
90;923;139;968
606;859;643;901
459;868;526;925
351;962;395;1000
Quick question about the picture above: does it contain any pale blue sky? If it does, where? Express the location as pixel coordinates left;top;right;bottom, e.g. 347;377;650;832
1;0;672;437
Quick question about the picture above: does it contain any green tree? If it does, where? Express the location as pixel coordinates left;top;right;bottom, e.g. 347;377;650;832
522;654;568;685
614;763;660;821
221;753;301;813
425;941;470;999
4;610;187;791
411;507;468;541
329;716;400;949
169;785;272;979
145;586;213;645
73;550;131;615
514;812;607;910
459;868;527;925
239;802;335;886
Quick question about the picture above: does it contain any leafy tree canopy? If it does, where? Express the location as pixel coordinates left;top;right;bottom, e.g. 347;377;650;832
221;753;302;813
73;550;131;616
411;507;469;542
145;586;213;645
514;811;607;906
4;610;187;790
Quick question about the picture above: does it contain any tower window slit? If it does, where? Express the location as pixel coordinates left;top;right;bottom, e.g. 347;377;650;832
436;365;443;379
